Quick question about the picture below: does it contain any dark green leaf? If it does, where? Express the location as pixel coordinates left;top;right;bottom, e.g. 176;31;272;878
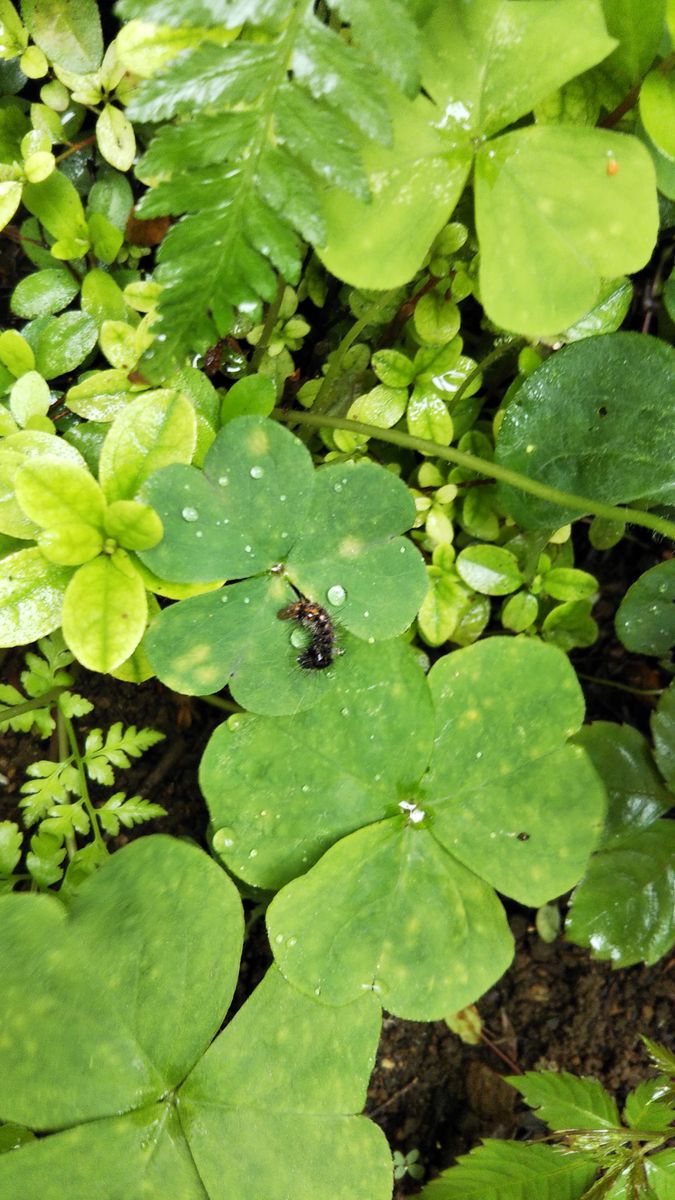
573;722;672;842
495;334;675;527
615;560;675;656
566;821;675;967
652;680;675;791
34;312;97;379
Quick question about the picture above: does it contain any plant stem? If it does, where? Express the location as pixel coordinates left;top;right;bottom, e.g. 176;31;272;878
311;291;398;416
273;409;675;541
451;335;523;406
56;707;77;860
61;709;107;854
576;673;664;697
54;133;97;163
198;694;244;714
247;276;286;374
0;686;68;724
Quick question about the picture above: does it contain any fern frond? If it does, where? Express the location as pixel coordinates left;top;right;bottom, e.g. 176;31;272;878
98;792;167;835
119;0;421;375
84;722;165;784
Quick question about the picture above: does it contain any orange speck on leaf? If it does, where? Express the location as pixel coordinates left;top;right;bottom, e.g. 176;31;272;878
606;159;619;176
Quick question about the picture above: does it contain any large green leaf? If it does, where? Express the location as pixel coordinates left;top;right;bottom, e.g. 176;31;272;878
566;821;675;967
140;417;426;712
179;969;390;1200
200;639;434;886
418;1140;595;1200
475;126;657;335
317;0;656;338
599;0;666;88
0;546;70;645
0;836;390;1200
420;0;615;140
566;721;675;967
495;333;675;527
615;559;675;655
202;637;604;1018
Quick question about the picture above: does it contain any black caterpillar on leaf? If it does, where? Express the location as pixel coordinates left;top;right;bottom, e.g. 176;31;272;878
278;596;341;671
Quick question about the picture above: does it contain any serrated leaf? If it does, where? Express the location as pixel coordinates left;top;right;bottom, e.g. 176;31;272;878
418;1140;595;1199
495;334;675;528
623;1079;675;1132
98;389;196;502
615;560;675;656
509;1070;621;1131
61;551;147;672
566;821;675;967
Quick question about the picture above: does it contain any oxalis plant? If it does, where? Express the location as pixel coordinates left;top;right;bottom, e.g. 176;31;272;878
0;0;674;1196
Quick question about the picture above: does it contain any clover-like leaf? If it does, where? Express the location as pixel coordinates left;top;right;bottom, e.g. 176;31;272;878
140;416;426;713
201;637;605;1018
495;333;675;528
0;836;390;1200
318;0;656;337
566;722;675;967
475;126;657;335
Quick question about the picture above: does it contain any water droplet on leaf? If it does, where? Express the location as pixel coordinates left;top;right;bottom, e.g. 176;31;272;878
326;584;346;606
181;506;199;522
250;465;264;479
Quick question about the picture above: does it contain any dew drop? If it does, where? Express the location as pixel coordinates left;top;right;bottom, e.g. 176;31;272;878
290;628;305;648
363;610;369;618
314;986;321;996
218;475;229;486
196;530;203;538
333;483;342;492
243;597;250;604
279;494;287;502
274;934;284;944
250;465;264;479
367;636;375;644
281;531;289;539
248;848;258;858
181;506;199;522
340;707;350;717
400;546;406;554
327;584;347;606
301;784;310;793
244;544;252;553
287;936;298;947
220;594;228;604
214;826;236;851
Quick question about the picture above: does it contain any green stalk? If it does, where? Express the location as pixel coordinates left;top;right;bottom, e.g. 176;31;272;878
311;291;399;415
0;686;68;724
247;277;286;374
273;409;675;541
61;709;107;855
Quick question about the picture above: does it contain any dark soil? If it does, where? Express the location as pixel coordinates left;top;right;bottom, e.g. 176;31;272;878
1;533;673;1196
